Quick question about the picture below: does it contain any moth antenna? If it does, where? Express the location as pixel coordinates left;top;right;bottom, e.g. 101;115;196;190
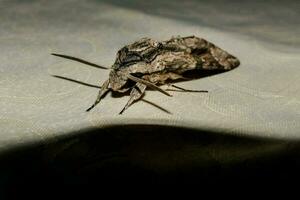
51;53;109;70
127;74;172;97
51;74;101;88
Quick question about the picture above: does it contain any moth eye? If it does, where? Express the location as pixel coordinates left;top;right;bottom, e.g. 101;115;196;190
122;54;141;63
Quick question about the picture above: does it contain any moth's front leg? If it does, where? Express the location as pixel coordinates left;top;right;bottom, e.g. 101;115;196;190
86;79;110;112
119;82;147;114
127;74;172;96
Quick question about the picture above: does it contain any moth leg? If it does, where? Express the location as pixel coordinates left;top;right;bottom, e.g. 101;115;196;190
119;82;147;115
86;79;110;112
167;84;208;93
127;74;172;97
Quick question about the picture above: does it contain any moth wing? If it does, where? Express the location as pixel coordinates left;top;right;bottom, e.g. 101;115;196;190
185;37;240;71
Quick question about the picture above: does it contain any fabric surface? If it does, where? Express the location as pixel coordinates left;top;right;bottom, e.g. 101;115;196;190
0;0;299;152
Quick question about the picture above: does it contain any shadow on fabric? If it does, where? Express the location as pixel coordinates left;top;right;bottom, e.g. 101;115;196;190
97;0;299;48
0;124;300;190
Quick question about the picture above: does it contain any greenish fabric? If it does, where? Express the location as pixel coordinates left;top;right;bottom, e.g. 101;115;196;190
0;0;299;153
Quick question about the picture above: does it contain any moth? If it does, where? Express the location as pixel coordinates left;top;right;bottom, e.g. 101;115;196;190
52;35;240;114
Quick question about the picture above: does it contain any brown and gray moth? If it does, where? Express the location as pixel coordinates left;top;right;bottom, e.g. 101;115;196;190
52;35;240;114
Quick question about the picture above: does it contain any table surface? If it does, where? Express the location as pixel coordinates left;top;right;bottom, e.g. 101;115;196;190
0;0;300;152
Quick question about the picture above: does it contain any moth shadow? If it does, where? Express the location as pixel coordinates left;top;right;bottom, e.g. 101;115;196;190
177;69;229;83
110;90;129;98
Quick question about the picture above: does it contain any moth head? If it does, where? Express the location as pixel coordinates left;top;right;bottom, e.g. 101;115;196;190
109;62;149;92
109;69;142;93
108;70;127;92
